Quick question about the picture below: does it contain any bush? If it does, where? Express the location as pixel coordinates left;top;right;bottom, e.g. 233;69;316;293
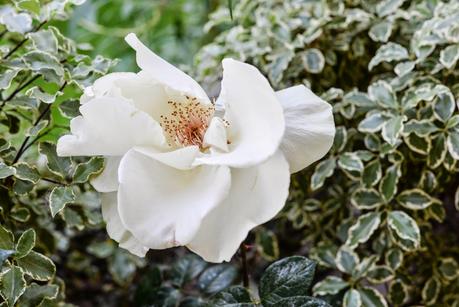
194;0;459;305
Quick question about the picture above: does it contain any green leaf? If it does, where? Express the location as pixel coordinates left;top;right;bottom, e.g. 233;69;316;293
345;212;381;249
171;255;207;287
376;0;404;17
433;88;455;122
22;51;64;79
387;211;421;249
39;142;72;179
359;287;388;307
382;115;404;146
0;69;20;90
0;250;15;269
369;43;409;70
210;286;255;307
15;0;41;15
14;163;40;183
447;131;459;160
16;251;56;281
256;228;279;261
440;44;459;69
338;153;364;172
0;10;32;34
428;134;447;169
438;257;459;281
15;229;36;259
302;49;325;74
379;164;400;202
0;266;26;306
369;21;392;43
422;276;441;305
362;160;382;187
72;157;104;183
405;134;430;155
313;276;348;296
16;283;59;307
198;264;237;295
389;280;408;306
397;189;433;210
108;249;137;286
275;296;331;307
394;61;415;77
311;158;336;190
0;162;16;179
49;186;75;217
358;112;388;133
335;247;359;275
368;81;398;109
367;265;394;284
343;289;362;307
385;248;403;271
352;189;384;210
10;206;30;222
28;29;58;54
0;224;14;250
260;256;316;306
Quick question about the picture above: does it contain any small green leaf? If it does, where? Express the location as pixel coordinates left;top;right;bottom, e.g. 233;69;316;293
210;286;255;307
367;265;394;284
0;266;26;306
338;153;364;172
359;287;388;307
302;49;325;74
343;289;362;307
369;43;409;70
382;115;404;146
313;276;349;296
17;283;59;307
335;247;359;275
428;134;447;169
171;255;207;287
440;44;459;69
352;189;384;210
447;131;459;160
394;61;415;77
72;157;104;183
15;229;36;259
379;164;400;202
260;256;316;306
16;251;56;281
422;276;441;305
397;189;433;210
275;296;331;307
438;257;459;281
362;160;382;187
385;248;403;271
376;0;404;17
0;162;16;179
433;88;455;122
389;280;408;306
38;142;72;179
256;228;279;261
345;212;381;249
0;224;14;250
387;211;421;250
49;186;75;217
311;158;336;190
14;163;40;183
368;81;398;109
369;21;392;43
198;264;237;294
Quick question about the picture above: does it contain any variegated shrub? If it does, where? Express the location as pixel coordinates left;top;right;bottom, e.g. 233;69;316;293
194;0;459;306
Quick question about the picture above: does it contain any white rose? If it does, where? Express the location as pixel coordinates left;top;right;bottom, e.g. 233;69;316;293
57;33;335;262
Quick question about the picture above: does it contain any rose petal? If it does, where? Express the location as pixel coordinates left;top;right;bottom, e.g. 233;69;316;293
101;192;149;257
276;85;335;173
188;150;290;262
195;59;285;168
117;148;231;249
91;156;122;193
57;96;166;156
203;117;229;152
125;33;210;104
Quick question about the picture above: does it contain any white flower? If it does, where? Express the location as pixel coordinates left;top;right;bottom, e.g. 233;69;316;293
57;33;335;262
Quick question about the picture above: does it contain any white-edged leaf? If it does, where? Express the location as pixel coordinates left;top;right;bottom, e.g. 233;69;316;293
345;212;381;249
49;186;75;217
387;211;421;249
369;43;409;70
397;189;433;210
313;276;349;296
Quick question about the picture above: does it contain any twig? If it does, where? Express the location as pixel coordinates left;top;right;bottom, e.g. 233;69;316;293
0;74;40;112
2;20;47;60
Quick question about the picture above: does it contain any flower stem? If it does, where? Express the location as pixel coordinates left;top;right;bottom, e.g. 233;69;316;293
239;242;249;288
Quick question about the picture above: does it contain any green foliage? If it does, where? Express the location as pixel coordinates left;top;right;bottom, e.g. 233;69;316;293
194;0;459;305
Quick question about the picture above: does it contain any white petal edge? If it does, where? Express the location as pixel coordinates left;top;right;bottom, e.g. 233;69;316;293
57;96;166;157
125;33;210;104
203;117;229;152
117;147;231;249
91;156;122;193
101;192;149;257
187;150;290;263
276;85;335;173
195;58;285;168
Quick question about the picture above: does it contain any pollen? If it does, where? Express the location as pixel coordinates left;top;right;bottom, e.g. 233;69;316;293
159;96;215;148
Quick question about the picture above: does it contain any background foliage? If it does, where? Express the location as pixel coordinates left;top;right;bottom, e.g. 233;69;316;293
1;0;459;306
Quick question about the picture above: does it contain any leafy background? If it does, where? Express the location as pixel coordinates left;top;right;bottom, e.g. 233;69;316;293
1;0;459;306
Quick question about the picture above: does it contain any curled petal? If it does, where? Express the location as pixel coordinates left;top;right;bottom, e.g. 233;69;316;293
125;33;210;104
117;148;231;249
276;85;335;173
203;117;229;152
57;97;166;157
195;59;285;168
101;192;149;257
91;156;122;193
188;151;290;262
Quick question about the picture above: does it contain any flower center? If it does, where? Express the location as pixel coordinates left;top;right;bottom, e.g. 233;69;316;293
159;96;215;148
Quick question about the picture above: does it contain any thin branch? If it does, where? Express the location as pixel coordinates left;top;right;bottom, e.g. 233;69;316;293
0;74;40;112
240;242;249;288
41;177;64;185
